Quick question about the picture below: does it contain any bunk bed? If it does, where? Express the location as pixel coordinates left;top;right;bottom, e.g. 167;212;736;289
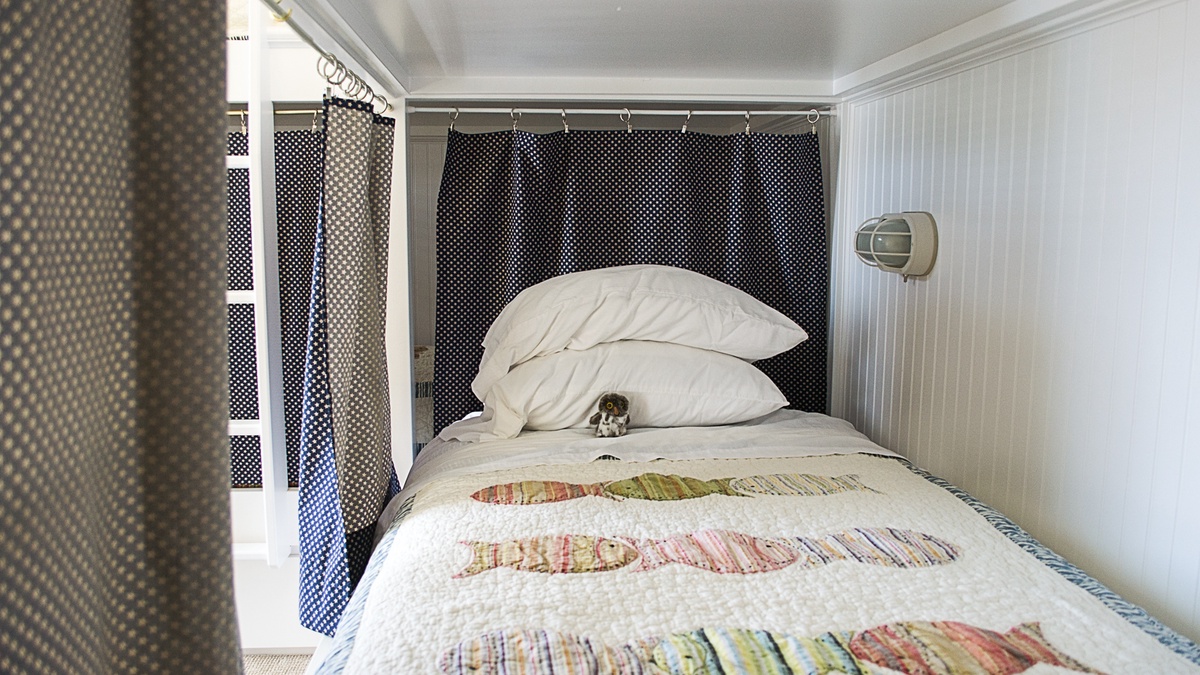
313;266;1200;674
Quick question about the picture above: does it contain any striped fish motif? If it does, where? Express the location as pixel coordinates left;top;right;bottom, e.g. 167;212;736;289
454;528;959;577
652;628;863;675
440;622;1102;674
785;527;963;569
603;473;744;501
730;474;881;497
632;530;804;574
848;621;1103;674
470;473;880;505
633;528;960;574
470;480;610;505
437;628;659;675
454;535;641;578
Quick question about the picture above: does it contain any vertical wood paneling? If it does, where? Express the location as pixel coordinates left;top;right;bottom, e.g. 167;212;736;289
408;137;447;345
1144;2;1192;612
833;0;1200;642
1175;0;1200;629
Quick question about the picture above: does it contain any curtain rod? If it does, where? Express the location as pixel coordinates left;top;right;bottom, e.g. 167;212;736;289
226;107;836;118
227;109;321;116
407;106;835;118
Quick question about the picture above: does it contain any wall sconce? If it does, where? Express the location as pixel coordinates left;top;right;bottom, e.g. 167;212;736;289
853;211;938;281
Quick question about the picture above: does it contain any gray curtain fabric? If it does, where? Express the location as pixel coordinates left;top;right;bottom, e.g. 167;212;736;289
297;98;399;636
0;1;241;672
324;102;395;531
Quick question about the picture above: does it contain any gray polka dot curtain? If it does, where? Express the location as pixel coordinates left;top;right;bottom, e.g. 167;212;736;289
0;0;241;672
295;98;400;636
434;129;829;435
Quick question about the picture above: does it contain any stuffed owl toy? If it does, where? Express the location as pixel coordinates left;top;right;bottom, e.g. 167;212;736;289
589;392;630;438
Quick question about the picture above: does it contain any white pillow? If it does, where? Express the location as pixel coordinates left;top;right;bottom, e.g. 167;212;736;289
471;265;807;400
463;340;788;440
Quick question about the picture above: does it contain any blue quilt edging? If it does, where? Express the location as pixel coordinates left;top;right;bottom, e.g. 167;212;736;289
896;457;1200;666
314;495;415;674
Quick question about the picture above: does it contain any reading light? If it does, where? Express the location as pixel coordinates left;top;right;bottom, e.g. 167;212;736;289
853;212;938;281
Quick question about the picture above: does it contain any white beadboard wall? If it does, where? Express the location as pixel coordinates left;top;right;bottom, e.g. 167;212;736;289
408;136;446;346
831;0;1200;642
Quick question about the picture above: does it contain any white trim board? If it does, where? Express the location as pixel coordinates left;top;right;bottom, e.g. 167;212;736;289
836;0;1180;102
405;76;837;102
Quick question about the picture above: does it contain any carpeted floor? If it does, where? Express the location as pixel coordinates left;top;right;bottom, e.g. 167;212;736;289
243;653;312;674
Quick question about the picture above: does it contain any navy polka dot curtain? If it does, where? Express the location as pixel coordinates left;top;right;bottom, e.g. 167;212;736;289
275;129;323;489
228;129;315;490
295;98;400;636
434;129;829;434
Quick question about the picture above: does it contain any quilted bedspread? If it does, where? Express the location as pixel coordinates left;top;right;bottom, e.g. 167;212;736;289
322;415;1199;674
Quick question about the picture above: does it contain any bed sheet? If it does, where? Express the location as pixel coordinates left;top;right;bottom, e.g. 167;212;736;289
326;412;1200;674
413;345;435;453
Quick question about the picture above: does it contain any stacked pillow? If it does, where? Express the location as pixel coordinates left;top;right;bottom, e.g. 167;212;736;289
441;265;807;441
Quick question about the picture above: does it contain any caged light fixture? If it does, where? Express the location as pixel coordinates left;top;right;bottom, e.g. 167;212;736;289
853;212;938;281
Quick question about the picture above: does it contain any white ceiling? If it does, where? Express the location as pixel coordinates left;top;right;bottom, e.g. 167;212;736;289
287;0;1090;101
357;0;1013;81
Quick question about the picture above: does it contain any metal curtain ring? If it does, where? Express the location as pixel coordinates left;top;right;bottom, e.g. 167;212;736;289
807;108;820;133
745;111;751;134
317;53;339;79
322;57;345;83
561;109;569;133
328;62;348;86
511;109;521;131
449;108;459;131
682;110;691;133
351;76;370;100
621;108;632;133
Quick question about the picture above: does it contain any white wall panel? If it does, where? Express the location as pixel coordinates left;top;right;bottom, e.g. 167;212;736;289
832;0;1200;641
408;136;448;346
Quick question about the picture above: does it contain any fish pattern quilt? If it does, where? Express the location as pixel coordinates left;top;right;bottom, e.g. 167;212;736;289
328;452;1198;673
